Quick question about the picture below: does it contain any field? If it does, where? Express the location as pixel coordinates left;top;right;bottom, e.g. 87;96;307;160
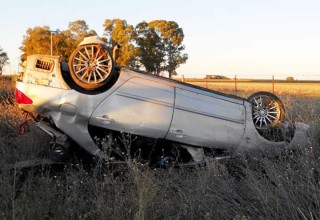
180;78;320;98
1;75;320;219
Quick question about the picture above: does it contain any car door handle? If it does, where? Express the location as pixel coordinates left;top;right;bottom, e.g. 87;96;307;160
170;129;184;138
95;115;115;124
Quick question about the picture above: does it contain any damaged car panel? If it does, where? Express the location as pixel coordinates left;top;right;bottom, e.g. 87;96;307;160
15;36;310;165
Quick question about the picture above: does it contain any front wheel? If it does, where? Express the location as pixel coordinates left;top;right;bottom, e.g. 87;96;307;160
68;44;115;91
247;92;285;130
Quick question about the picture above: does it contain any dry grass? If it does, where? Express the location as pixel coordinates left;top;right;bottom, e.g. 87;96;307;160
0;76;320;219
183;79;320;98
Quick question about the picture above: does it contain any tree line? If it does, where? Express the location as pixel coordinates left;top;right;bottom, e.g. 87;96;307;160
20;19;188;77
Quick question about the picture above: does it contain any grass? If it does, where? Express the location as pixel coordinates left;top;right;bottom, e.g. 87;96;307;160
1;76;320;219
181;78;320;98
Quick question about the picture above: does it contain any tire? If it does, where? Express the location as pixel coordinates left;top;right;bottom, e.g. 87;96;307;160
49;144;69;162
247;92;285;130
68;44;115;91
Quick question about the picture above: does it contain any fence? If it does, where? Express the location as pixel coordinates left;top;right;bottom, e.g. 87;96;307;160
178;75;320;97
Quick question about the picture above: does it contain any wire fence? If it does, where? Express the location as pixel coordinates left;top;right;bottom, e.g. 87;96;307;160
176;75;320;97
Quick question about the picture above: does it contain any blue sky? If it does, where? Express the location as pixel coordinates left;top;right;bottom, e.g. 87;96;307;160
1;0;320;79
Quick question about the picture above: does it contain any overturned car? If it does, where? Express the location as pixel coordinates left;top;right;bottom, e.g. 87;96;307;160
15;36;310;165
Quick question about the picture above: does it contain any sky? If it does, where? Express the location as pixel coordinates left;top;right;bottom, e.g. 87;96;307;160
1;0;320;80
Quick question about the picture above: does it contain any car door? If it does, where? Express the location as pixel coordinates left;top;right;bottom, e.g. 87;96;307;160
166;87;246;149
90;77;174;139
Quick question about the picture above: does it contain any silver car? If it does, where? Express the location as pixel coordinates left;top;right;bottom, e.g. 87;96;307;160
15;36;309;165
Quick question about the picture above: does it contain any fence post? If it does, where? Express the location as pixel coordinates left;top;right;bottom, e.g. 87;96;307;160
206;77;208;88
234;75;237;94
182;75;185;83
272;75;275;93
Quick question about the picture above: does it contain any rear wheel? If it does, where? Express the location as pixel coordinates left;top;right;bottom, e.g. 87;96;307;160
68;44;115;91
248;92;285;130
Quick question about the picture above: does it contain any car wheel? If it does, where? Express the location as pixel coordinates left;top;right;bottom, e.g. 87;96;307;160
247;92;285;130
68;44;115;91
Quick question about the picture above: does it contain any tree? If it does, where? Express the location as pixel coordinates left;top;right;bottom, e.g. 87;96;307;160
20;26;71;61
68;20;97;45
135;20;188;77
20;26;52;61
0;46;9;75
135;21;166;75
19;19;187;77
148;20;188;78
103;19;138;67
20;21;97;62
